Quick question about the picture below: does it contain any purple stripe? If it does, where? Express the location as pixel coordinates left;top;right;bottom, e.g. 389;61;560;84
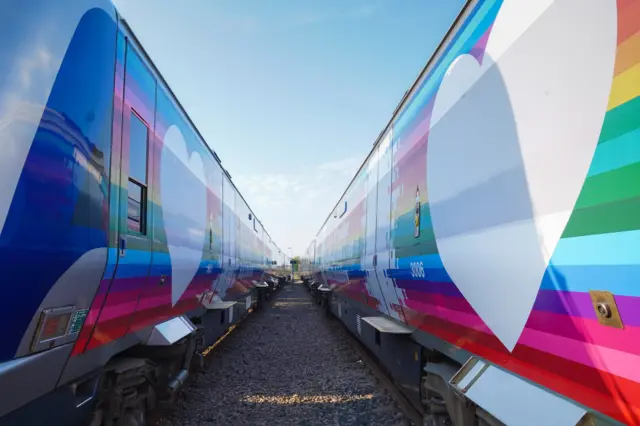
533;290;598;320
396;279;462;297
108;276;149;292
396;278;640;326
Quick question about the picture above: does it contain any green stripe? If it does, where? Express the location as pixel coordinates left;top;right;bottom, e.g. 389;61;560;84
575;162;640;209
598;96;640;144
563;196;640;238
395;241;438;259
391;204;439;257
393;203;436;236
392;193;640;242
393;196;640;244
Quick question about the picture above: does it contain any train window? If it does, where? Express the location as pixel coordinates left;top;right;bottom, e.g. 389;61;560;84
129;112;148;184
127;180;145;233
128;112;149;234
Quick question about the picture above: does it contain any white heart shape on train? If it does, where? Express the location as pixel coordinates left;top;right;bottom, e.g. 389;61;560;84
426;0;617;352
160;125;207;306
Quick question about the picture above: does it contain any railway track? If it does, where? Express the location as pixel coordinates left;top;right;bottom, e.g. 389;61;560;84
149;298;263;426
153;281;412;425
325;310;424;426
304;282;424;426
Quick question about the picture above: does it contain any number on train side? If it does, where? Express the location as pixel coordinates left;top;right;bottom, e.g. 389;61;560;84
410;261;425;279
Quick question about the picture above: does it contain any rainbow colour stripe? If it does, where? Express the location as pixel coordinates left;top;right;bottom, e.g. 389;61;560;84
72;29;266;355
308;0;640;423
0;3;292;420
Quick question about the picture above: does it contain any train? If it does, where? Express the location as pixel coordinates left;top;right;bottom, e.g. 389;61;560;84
0;1;288;425
301;0;640;425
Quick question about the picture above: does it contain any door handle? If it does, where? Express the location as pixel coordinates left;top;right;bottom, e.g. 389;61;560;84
119;237;126;257
372;254;377;267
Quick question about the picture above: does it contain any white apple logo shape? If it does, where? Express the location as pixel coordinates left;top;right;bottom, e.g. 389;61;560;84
426;0;617;352
160;125;207;306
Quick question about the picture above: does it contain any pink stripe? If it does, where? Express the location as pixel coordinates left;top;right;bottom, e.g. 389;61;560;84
114;73;124;96
407;299;640;382
100;289;140;304
406;289;474;313
405;299;490;332
136;294;167;311
526;310;640;355
155;120;168;139
100;301;139;321
409;290;640;355
394;107;431;164
125;89;153;123
475;25;491;51
519;329;640;384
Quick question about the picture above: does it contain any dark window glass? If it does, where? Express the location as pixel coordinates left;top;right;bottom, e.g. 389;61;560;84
129;113;148;184
127;111;148;235
127;180;145;234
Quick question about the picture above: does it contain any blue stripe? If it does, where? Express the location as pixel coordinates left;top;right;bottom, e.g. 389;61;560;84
540;264;640;295
117;249;152;265
397;253;444;269
394;0;502;133
319;231;640;296
324;266;640;298
588;129;640;176
552;229;640;266
110;249;255;279
393;263;640;297
388;267;452;283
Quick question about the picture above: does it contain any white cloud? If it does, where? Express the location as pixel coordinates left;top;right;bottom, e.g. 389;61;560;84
233;156;361;256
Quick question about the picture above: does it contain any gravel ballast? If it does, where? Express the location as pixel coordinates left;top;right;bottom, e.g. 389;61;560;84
156;282;413;426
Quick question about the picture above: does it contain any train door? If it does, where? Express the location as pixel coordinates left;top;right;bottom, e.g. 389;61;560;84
361;151;390;316
374;132;407;322
311;239;317;274
86;38;156;350
215;174;236;300
228;179;238;296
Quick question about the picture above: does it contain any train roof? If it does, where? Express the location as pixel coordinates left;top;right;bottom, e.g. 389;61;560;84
314;0;472;238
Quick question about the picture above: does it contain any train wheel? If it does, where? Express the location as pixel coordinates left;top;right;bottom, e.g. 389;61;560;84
118;409;146;426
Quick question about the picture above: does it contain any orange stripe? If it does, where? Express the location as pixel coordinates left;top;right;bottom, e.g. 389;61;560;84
618;0;640;44
616;31;640;76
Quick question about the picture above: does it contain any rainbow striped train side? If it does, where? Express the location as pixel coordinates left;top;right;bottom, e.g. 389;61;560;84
0;1;285;425
304;0;640;424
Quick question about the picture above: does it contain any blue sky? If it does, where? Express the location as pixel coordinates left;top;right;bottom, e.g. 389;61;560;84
112;0;466;257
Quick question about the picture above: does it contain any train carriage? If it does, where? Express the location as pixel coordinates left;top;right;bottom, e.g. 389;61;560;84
307;0;640;425
0;1;280;425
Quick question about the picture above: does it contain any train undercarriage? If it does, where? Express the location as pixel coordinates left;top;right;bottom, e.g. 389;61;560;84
302;276;609;426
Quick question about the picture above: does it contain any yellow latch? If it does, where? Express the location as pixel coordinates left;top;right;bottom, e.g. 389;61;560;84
589;290;623;329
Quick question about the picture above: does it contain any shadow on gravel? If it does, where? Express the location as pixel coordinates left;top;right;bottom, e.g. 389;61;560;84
155;284;411;426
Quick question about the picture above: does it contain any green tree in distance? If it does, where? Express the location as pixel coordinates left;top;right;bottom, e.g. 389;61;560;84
290;256;300;272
